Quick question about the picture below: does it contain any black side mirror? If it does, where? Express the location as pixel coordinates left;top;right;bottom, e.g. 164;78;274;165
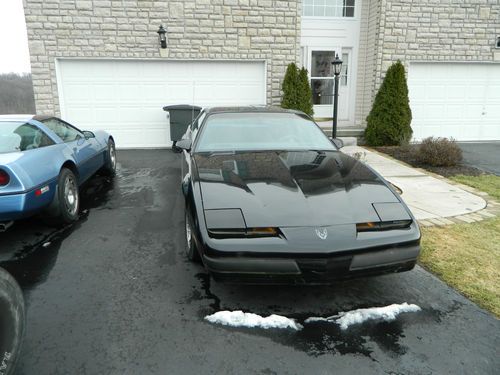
330;138;344;149
83;131;95;139
174;138;192;152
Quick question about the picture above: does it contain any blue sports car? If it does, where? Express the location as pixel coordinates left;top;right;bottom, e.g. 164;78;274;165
0;115;116;229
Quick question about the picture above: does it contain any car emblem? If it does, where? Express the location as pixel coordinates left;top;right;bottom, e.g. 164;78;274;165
315;228;328;240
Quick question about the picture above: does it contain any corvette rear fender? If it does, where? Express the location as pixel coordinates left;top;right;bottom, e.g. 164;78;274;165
61;160;79;179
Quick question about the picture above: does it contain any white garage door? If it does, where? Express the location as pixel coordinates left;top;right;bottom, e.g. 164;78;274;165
57;59;266;148
408;63;500;141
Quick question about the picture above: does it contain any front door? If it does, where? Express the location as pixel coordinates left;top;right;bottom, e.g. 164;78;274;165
308;48;350;120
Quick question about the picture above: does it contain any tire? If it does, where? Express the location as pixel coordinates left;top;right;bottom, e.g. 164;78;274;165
185;207;201;262
101;139;116;176
45;168;80;226
0;268;25;375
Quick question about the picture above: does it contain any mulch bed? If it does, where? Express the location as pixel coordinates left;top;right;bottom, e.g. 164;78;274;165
374;146;486;178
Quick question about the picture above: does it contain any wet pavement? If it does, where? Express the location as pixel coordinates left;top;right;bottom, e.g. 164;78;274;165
458;142;500;176
0;150;498;375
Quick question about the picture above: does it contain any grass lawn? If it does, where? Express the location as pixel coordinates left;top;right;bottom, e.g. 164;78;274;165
419;174;500;317
450;174;500;201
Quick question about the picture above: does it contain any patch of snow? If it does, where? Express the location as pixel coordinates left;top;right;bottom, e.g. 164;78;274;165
305;303;421;330
205;310;302;331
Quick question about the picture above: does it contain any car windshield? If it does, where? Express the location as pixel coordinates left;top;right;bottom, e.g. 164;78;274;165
195;112;336;152
0;121;54;153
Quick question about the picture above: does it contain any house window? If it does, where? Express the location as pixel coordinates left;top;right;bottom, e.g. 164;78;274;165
303;0;355;18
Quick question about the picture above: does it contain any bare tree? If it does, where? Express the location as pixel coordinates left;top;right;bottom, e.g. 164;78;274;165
0;73;36;114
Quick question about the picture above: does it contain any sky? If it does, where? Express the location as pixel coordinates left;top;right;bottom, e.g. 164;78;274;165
0;0;31;73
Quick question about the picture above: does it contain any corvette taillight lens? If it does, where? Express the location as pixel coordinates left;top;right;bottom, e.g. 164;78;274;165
0;170;10;186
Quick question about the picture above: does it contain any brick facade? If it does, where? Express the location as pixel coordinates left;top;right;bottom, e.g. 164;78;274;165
23;0;302;115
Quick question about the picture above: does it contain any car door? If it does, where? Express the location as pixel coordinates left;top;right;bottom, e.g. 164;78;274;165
42;118;102;182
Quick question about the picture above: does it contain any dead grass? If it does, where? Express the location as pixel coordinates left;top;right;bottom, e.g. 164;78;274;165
419;172;500;317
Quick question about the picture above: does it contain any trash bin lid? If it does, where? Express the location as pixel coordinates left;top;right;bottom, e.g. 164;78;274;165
163;104;202;111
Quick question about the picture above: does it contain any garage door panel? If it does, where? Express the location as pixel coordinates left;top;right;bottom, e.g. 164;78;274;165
58;59;266;148
64;84;92;102
66;108;94;124
409;63;500;141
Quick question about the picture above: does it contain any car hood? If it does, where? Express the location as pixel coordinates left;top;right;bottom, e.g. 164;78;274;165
193;151;404;227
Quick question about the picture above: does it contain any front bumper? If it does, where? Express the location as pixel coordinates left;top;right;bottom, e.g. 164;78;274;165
203;243;420;284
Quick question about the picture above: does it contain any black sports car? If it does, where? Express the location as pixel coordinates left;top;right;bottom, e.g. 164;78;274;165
175;107;420;284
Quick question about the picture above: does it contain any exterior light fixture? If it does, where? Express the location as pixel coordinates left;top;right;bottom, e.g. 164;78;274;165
331;53;343;139
157;25;167;49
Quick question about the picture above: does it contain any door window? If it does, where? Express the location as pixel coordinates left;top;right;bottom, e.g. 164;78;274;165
42;118;83;143
341;52;349;86
310;50;336;105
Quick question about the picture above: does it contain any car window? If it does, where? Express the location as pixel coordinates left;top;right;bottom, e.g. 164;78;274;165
191;112;206;141
195;112;336;152
0;122;55;153
42;118;83;143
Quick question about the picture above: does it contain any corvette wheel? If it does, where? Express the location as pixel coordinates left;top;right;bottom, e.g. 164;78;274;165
45;168;80;226
0;268;25;375
102;139;116;176
185;208;201;262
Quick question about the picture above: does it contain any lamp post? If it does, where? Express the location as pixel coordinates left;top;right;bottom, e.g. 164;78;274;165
331;53;343;139
157;25;167;49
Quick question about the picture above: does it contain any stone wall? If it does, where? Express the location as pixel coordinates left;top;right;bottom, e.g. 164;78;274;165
355;0;381;127
358;0;500;127
23;0;302;115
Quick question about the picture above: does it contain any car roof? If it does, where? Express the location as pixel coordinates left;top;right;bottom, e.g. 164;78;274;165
0;114;57;123
203;106;306;116
0;114;35;122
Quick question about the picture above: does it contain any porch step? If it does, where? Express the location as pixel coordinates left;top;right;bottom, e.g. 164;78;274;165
321;127;365;137
338;137;358;147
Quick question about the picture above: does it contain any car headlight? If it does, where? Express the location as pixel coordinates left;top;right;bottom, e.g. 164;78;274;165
356;220;412;233
208;227;280;239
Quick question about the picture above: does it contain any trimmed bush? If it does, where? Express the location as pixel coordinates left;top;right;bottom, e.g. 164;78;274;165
281;63;299;110
281;63;314;116
415;137;463;167
365;60;413;146
297;67;314;116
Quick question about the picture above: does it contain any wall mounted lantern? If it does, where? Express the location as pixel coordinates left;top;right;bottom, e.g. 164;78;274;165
157;25;167;49
331;53;343;139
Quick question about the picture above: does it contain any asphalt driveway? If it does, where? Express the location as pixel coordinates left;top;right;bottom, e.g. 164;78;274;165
458;142;500;175
0;150;498;374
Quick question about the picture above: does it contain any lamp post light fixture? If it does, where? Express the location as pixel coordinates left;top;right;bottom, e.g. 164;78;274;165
157;25;167;49
331;53;343;139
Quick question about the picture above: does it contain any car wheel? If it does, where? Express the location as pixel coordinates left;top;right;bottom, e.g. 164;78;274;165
185;208;201;262
45;168;80;226
0;268;25;375
102;139;116;176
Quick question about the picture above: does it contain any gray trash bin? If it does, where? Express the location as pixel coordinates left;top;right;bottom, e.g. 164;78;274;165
163;105;202;142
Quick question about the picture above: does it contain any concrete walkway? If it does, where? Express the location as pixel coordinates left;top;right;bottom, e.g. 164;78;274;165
342;146;498;225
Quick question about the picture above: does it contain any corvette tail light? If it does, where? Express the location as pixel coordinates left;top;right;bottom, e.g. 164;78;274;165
0;169;10;186
356;220;412;233
208;227;280;239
